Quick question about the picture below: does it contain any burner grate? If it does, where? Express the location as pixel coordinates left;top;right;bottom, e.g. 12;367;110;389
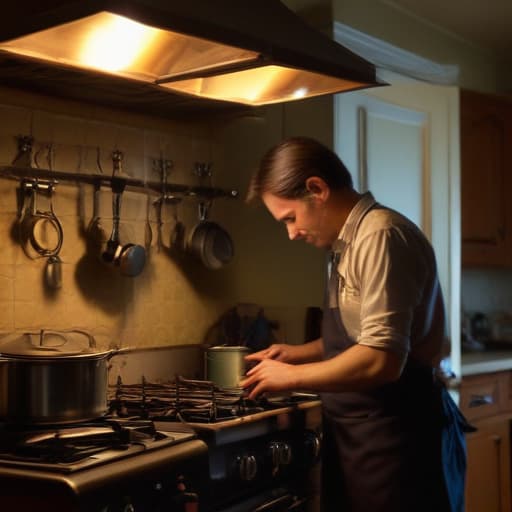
0;418;170;464
109;375;270;423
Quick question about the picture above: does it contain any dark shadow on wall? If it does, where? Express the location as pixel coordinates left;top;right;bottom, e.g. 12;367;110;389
74;251;136;314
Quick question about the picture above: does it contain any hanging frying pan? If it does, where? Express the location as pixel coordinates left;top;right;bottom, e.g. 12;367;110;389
188;201;234;270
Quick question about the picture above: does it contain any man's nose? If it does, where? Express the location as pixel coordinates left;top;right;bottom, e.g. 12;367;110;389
287;225;300;240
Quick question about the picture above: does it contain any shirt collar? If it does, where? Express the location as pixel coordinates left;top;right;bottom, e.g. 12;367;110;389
332;191;377;254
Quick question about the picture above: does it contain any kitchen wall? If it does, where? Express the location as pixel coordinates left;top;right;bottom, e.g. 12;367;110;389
0;86;229;350
0;83;332;370
332;0;500;94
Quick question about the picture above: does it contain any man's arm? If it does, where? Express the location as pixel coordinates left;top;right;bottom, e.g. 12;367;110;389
246;338;324;364
241;343;405;398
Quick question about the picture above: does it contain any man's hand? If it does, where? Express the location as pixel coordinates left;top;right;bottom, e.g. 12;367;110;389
240;358;299;399
245;344;295;363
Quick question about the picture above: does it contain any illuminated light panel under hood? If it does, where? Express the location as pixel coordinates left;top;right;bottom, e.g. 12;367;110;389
0;12;259;84
161;66;368;106
0;1;382;108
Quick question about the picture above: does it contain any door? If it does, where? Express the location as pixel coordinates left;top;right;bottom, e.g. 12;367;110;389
334;73;461;379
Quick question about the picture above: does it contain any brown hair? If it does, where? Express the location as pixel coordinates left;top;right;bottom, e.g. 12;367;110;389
247;136;353;202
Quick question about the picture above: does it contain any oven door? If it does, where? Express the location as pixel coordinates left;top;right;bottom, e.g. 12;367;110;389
216;487;314;512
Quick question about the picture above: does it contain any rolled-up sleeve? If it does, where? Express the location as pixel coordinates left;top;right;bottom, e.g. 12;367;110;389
338;220;433;357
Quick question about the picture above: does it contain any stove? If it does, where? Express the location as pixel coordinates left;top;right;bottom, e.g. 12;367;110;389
0;376;322;512
110;376;323;511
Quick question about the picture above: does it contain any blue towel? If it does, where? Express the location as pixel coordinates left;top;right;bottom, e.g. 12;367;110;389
441;386;476;512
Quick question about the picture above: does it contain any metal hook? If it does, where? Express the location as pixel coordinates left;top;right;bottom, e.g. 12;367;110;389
111;149;124;177
12;135;34;167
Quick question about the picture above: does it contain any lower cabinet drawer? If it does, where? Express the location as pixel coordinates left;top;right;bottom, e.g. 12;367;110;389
460;373;504;421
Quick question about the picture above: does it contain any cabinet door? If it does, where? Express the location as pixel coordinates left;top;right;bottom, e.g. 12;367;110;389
465;419;511;512
461;89;510;266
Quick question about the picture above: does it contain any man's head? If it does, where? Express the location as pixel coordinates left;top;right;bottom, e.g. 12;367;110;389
247;137;356;249
247;136;353;202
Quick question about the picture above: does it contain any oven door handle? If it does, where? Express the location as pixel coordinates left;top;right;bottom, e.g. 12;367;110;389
253;494;293;512
287;496;309;509
252;493;300;512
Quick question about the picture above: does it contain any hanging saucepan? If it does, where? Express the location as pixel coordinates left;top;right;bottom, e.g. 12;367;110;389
188;201;234;270
101;177;146;277
0;329;116;424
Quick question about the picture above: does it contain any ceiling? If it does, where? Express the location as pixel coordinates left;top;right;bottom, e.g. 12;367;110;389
384;0;512;61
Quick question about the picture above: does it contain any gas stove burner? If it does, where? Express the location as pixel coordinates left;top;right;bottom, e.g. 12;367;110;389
109;375;320;424
0;418;174;466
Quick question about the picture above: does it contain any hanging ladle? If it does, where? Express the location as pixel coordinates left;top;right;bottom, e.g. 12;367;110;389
101;177;146;277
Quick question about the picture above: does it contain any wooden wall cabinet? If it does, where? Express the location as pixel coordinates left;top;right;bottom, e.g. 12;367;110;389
460;371;512;512
460;89;512;267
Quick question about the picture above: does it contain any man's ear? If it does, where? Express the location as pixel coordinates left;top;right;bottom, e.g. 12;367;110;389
305;176;329;201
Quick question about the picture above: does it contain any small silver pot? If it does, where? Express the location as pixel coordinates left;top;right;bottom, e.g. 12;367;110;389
0;330;113;424
205;346;249;388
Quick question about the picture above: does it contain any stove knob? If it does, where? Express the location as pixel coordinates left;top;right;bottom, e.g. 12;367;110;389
304;431;322;462
269;442;292;465
279;442;292;465
236;454;258;481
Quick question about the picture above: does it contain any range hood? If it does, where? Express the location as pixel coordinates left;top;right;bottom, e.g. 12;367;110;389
0;0;381;115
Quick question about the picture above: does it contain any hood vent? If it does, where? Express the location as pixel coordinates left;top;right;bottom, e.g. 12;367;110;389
0;1;381;114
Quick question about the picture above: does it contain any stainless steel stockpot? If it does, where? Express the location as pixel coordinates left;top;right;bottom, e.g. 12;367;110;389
0;330;112;424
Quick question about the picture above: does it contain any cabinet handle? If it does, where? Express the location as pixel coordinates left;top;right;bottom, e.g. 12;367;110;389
469;394;494;407
494;435;503;511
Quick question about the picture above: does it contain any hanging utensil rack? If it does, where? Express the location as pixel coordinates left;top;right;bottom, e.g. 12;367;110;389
0;164;238;200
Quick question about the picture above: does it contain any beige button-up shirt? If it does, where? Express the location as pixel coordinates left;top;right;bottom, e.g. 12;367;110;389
331;192;444;365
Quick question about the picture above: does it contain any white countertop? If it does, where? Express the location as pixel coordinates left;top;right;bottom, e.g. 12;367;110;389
462;349;512;376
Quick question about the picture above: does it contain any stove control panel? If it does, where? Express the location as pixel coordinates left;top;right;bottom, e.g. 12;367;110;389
213;428;322;483
207;427;322;510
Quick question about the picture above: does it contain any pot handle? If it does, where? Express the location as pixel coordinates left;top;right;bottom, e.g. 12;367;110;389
34;329;97;349
106;346;134;359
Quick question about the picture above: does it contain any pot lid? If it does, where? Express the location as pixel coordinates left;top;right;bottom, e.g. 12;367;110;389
0;329;99;357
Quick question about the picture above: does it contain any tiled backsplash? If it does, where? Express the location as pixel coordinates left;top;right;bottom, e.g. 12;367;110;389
0;91;233;349
462;268;512;315
0;86;328;353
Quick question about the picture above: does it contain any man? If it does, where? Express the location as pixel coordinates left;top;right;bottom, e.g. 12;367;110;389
240;137;470;512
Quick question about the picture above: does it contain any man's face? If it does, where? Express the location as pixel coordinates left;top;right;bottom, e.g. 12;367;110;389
262;192;332;248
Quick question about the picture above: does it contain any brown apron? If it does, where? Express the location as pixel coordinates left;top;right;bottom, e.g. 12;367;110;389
319;251;462;512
